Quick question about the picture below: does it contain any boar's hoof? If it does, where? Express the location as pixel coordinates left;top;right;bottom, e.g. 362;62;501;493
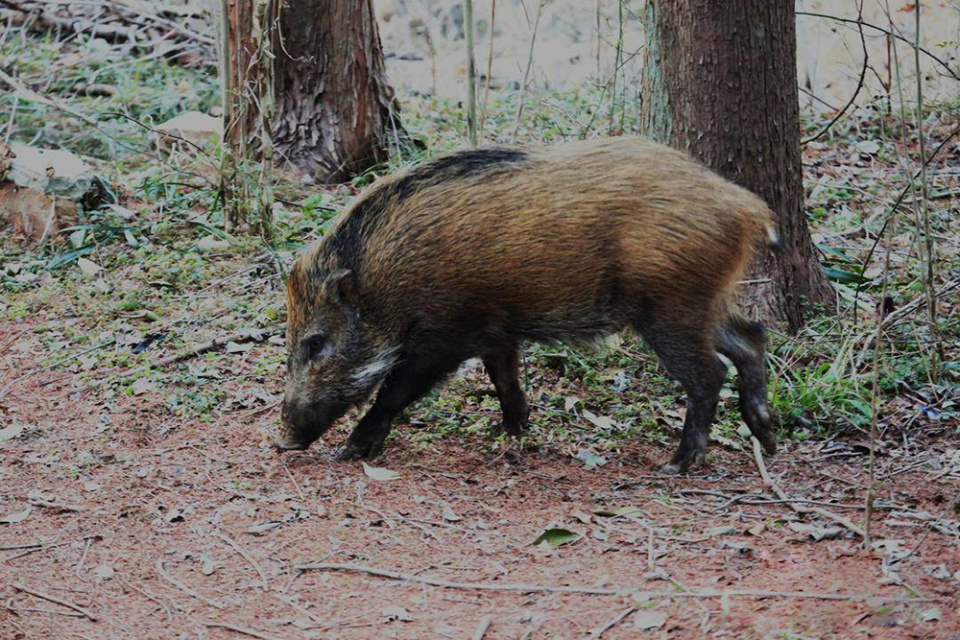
755;431;777;456
499;421;524;438
661;450;706;475
336;439;385;461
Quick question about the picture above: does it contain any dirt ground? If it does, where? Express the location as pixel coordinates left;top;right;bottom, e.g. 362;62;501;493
1;320;958;640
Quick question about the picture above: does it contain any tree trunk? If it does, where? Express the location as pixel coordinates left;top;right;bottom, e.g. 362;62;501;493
641;0;831;332
273;0;403;183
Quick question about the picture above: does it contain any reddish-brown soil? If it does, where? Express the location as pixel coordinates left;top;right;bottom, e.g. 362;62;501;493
1;320;958;640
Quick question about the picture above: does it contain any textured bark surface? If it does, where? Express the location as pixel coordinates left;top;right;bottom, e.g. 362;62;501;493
273;0;403;183
641;0;831;331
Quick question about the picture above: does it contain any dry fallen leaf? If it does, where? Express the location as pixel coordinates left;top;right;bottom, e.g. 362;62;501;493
77;257;102;276
382;605;413;622
92;564;115;580
362;462;400;482
0;423;25;443
0;506;32;524
131;378;157;396
633;609;668;630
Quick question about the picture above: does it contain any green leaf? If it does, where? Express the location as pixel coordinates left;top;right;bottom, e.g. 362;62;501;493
823;266;869;285
595;506;645;519
47;245;95;269
532;527;580;548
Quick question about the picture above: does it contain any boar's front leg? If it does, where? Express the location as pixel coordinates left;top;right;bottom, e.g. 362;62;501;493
336;352;463;461
482;346;529;436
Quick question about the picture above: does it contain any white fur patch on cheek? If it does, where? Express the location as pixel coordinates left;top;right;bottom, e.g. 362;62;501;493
349;347;400;389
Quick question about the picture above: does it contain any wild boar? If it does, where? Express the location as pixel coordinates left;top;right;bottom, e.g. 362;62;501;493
278;137;779;473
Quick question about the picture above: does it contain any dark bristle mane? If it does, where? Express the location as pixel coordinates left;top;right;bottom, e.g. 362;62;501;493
325;147;530;272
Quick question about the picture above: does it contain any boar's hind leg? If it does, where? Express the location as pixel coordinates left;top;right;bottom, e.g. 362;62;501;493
636;319;727;474
716;316;777;456
482;347;529;436
336;354;462;461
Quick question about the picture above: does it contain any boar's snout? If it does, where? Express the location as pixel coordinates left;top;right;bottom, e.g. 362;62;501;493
276;399;325;451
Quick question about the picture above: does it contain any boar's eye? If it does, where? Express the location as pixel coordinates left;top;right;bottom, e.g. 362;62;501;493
304;334;329;360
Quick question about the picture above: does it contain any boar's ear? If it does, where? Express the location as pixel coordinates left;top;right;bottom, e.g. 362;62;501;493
322;269;357;309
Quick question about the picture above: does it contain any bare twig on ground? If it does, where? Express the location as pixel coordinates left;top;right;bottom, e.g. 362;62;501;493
282;462;305;502
121;579;174;620
751;438;866;538
156;559;225;610
295;563;926;603
0;542;43;551
27;495;82;512
75;537;92;576
86;326;281;390
472;614;493;640
213;530;269;590
11;583;98;621
204;622;282;640
590;607;636;638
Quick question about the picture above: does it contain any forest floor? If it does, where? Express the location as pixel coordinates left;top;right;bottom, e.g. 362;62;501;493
2;4;960;638
1;327;959;640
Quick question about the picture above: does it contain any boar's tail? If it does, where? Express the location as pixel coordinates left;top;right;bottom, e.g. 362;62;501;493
765;222;783;253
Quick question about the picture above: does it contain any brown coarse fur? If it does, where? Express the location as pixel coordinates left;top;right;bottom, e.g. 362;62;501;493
281;136;779;473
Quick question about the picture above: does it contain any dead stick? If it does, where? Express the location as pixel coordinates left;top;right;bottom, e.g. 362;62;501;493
472;614;493;640
88;328;279;390
156;559;225;609
0;542;43;551
751;437;866;538
11;583;98;621
590;607;636;639
294;563;924;603
213;531;269;590
204;622;281;640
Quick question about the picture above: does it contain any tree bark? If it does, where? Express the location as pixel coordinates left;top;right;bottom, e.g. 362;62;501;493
641;0;831;332
272;0;403;183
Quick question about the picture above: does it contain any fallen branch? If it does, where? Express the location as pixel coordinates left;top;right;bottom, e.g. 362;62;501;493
472;614;493;640
11;583;98;622
87;327;280;390
751;438;866;538
213;531;269;590
590;607;636;638
156;559;225;610
294;563;925;603
204;622;281;640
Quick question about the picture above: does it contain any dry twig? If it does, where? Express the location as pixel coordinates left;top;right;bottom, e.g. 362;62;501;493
590;607;636;638
294;562;925;603
472;614;493;640
156;559;225;610
751;438;866;538
11;583;98;621
204;622;282;640
213;530;269;590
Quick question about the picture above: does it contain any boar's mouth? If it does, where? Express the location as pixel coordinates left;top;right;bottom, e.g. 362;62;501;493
276;399;351;451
